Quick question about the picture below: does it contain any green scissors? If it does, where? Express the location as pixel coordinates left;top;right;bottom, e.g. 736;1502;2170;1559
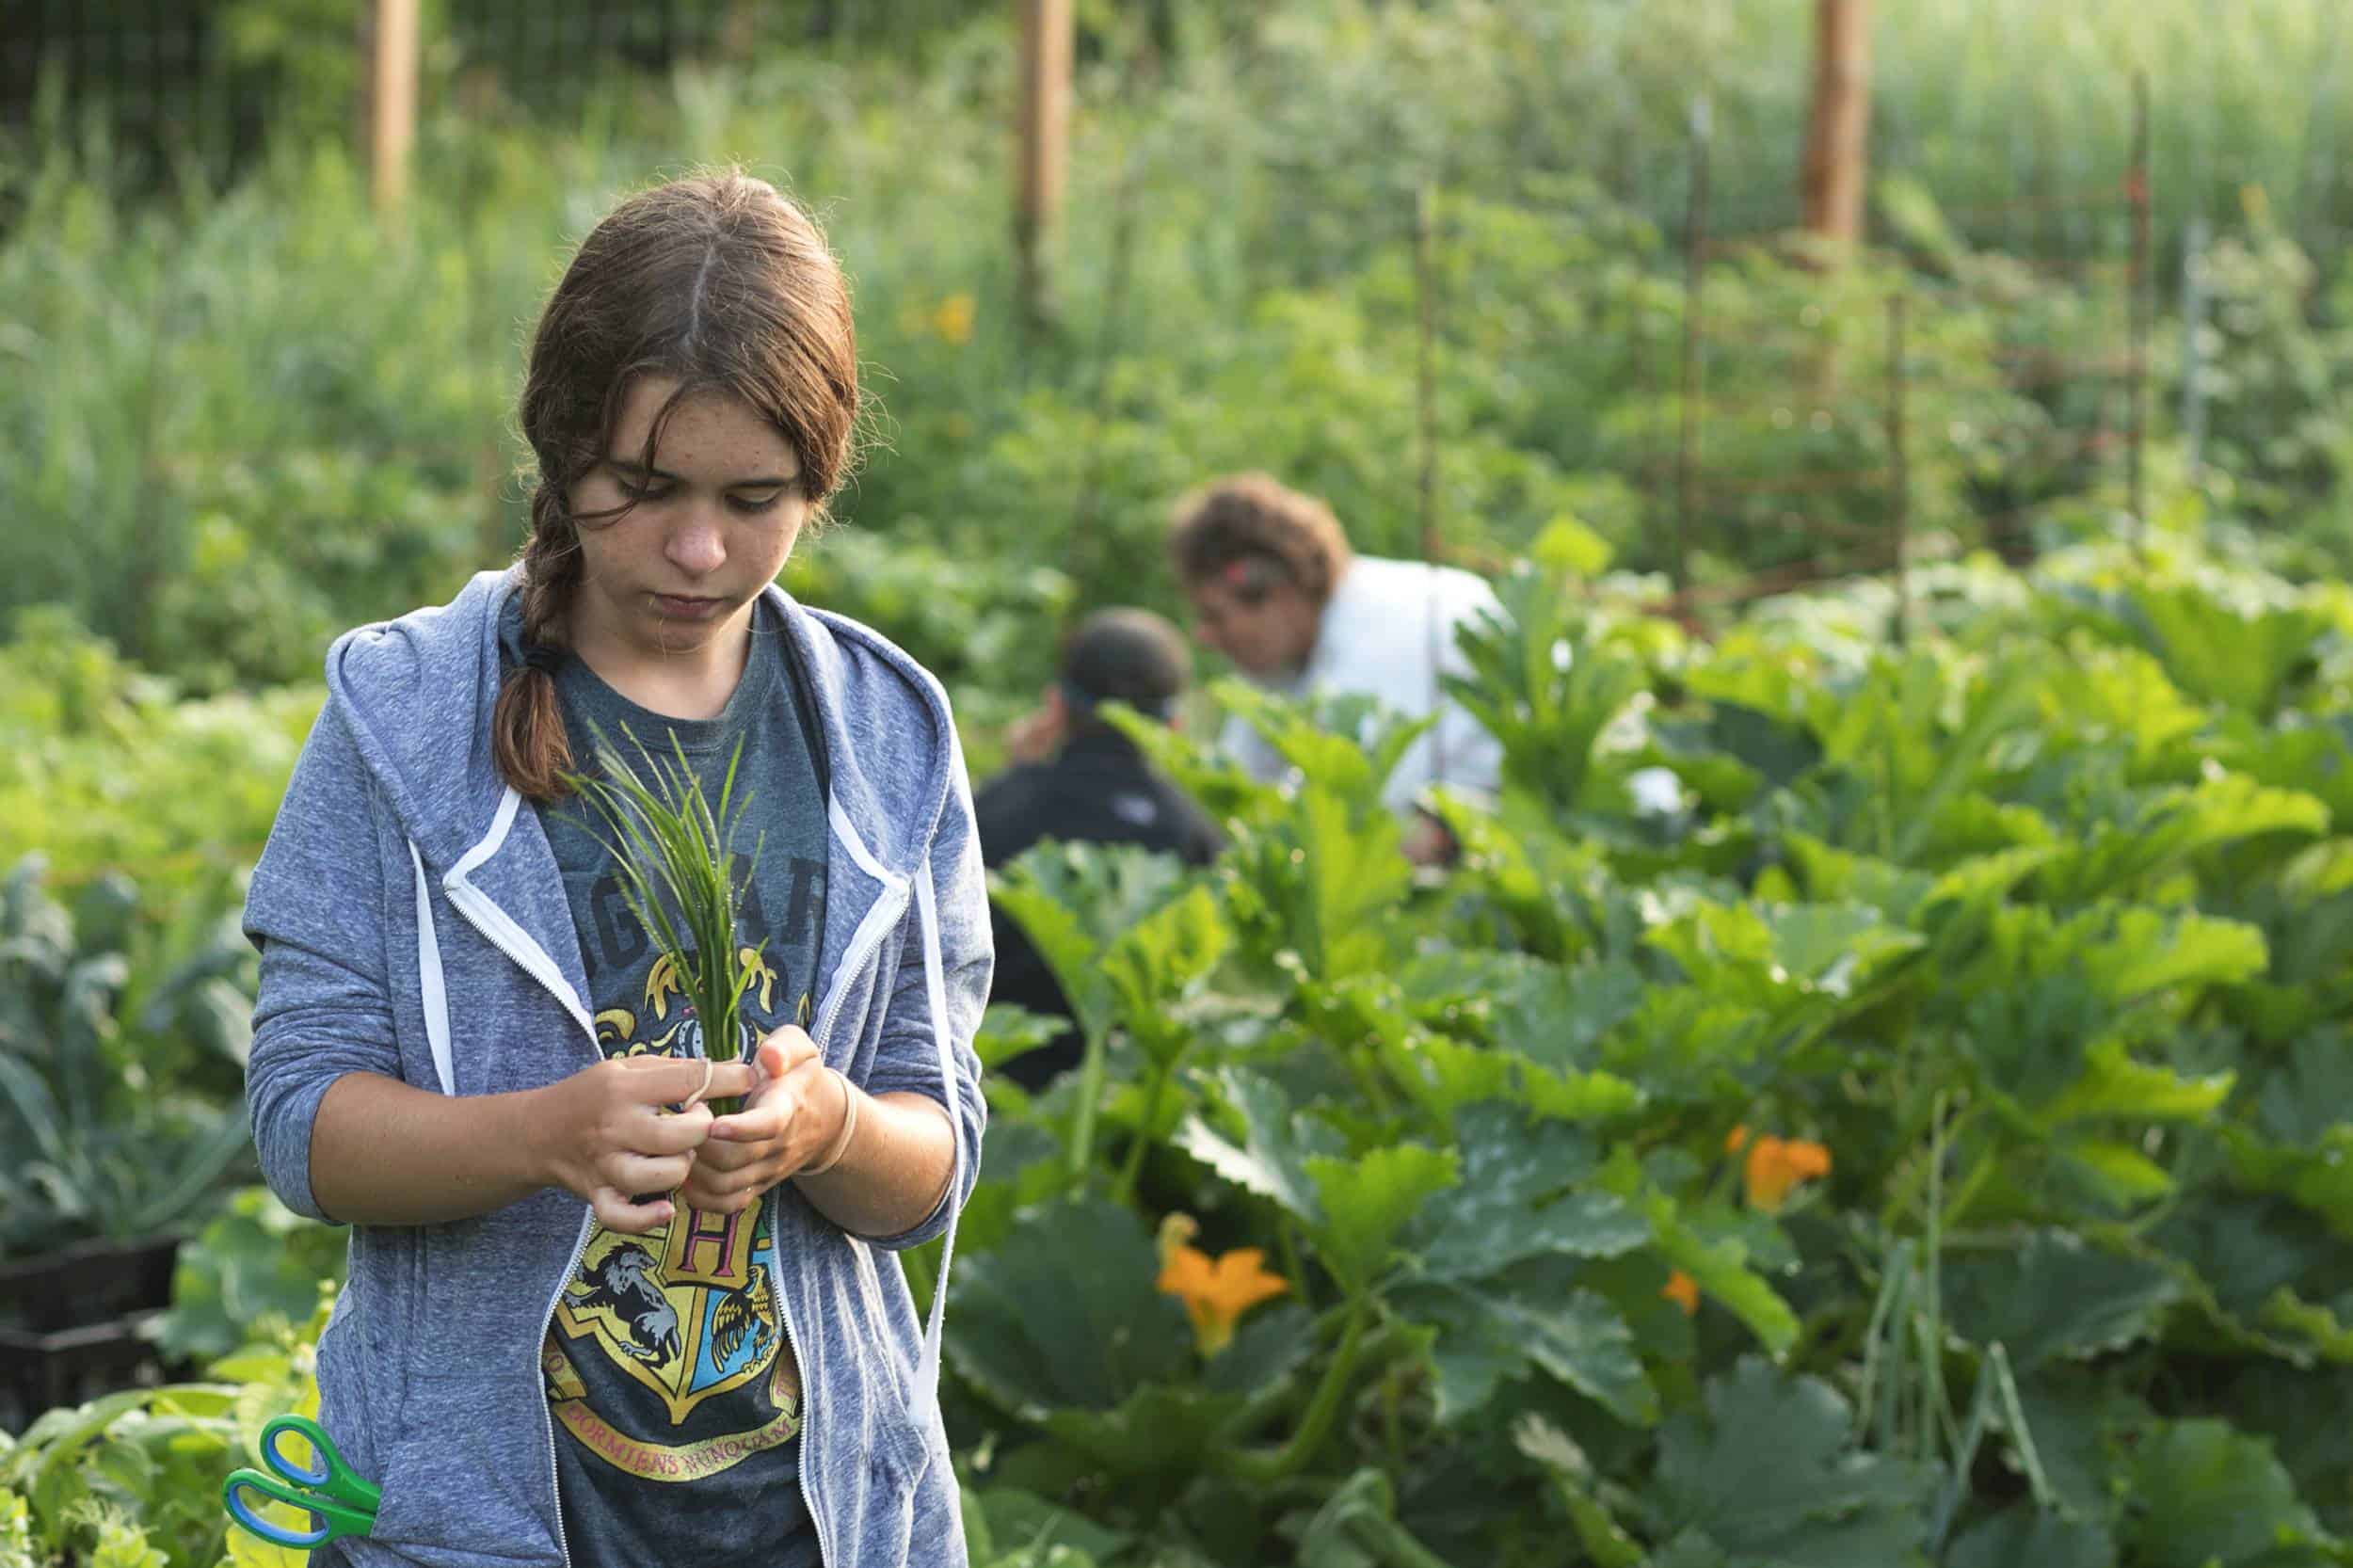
223;1414;381;1551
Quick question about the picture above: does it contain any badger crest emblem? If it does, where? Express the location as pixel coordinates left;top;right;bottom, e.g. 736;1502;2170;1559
551;1024;783;1427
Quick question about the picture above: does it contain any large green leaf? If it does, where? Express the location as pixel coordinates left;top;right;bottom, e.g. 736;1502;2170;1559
1394;1262;1658;1428
1946;1511;2115;1568
1295;1468;1457;1568
1405;1102;1645;1282
2034;774;2327;907
1172;1067;1342;1223
2224;1126;2353;1246
1099;882;1233;1060
968;1487;1131;1566
2153;1190;2351;1324
1645;900;1925;1009
1305;1144;1459;1292
2014;1372;2149;1522
1944;1230;2182;1373
1213;680;1432;817
2257;1032;2353;1150
1037;1382;1251;1481
2216;1362;2353;1536
991;842;1190;1045
1224;785;1411;982
945;1196;1191;1418
1443;568;1648;815
1644;1193;1801;1357
2125;1420;2345;1568
1648;1356;1933;1567
2041;1039;2235;1127
2111;579;2333;718
2074;906;2270;1002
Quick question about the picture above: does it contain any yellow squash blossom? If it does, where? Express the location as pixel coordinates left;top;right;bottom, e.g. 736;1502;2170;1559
1661;1269;1700;1316
1741;1134;1833;1214
1156;1226;1289;1357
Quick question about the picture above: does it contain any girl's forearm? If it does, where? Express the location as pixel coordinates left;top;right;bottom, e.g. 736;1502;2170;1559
792;1088;955;1240
309;1071;553;1225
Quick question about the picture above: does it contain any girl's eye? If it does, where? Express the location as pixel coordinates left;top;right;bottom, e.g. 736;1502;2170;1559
728;491;789;515
623;482;674;504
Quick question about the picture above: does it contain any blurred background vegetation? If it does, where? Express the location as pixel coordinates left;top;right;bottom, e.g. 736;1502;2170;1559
0;0;2346;1194
11;9;2353;1563
4;0;2350;702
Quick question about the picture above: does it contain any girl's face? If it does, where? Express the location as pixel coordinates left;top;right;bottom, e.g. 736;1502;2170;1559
566;375;813;665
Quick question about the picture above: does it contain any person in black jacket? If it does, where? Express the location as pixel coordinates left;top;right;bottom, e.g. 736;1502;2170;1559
976;608;1224;1089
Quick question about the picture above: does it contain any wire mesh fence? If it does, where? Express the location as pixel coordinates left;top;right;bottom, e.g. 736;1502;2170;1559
0;6;2301;637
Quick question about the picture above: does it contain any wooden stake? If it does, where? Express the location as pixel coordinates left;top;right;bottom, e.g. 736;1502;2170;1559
1675;99;1712;599
1801;0;1872;248
1015;0;1074;331
1886;293;1910;648
360;0;419;218
2128;70;2152;536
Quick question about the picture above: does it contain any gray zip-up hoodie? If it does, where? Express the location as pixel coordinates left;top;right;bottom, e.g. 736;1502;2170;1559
242;567;988;1568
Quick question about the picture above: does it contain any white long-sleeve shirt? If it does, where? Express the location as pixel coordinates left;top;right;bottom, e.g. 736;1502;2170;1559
1217;554;1505;819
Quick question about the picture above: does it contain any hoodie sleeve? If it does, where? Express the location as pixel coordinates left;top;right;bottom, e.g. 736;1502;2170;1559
856;732;993;1252
242;699;401;1224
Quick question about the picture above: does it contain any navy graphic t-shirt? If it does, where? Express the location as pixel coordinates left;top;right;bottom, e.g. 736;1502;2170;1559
507;600;828;1568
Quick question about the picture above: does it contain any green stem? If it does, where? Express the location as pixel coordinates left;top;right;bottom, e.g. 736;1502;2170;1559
1278;1219;1309;1294
1381;1363;1404;1474
1064;1022;1112;1189
1878;1102;1981;1234
1219;1294;1372;1485
1350;1513;1458;1568
1112;1057;1176;1207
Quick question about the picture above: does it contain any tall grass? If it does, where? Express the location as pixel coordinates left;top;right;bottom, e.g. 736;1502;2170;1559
0;0;2344;694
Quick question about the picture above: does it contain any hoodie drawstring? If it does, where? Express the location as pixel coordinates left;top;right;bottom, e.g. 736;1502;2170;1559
409;840;456;1096
912;856;961;1415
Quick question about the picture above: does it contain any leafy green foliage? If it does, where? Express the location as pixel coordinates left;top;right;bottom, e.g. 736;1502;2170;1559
0;858;255;1260
1647;1358;1935;1568
13;311;2353;1553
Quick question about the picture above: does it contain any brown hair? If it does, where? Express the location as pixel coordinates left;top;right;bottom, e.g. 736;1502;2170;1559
1166;472;1353;608
493;169;862;801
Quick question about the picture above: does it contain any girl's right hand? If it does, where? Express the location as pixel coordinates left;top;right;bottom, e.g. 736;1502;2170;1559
530;1055;755;1234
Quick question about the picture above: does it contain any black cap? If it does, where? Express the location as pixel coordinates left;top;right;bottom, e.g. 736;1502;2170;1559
1060;608;1191;725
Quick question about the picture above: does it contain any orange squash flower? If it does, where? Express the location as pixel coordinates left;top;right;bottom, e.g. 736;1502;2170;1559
1661;1269;1700;1316
1741;1135;1833;1214
1157;1230;1290;1357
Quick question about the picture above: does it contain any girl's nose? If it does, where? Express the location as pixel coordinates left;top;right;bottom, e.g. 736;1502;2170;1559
665;509;727;575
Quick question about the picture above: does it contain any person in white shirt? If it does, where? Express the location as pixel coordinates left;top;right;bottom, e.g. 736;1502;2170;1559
1167;472;1504;864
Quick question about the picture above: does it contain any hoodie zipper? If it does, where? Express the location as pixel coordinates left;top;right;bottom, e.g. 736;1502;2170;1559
782;874;909;1568
437;824;910;1568
436;874;598;1568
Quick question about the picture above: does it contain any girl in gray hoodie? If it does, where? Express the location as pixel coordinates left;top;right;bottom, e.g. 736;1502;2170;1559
243;171;989;1568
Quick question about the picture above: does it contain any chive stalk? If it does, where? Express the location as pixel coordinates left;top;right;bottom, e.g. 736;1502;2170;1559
561;721;767;1115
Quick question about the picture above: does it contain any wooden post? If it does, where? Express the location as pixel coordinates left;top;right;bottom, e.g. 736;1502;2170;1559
1801;0;1872;248
1415;184;1447;790
2127;70;2152;536
360;0;419;217
1886;293;1910;648
1015;0;1074;331
1674;98;1711;599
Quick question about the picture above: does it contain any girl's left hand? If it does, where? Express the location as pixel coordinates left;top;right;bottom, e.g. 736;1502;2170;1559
678;1027;851;1215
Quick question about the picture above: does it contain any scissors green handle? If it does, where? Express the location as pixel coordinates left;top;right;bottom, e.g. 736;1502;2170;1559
222;1415;381;1550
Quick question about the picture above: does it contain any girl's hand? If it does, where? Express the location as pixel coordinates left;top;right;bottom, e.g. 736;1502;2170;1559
680;1027;851;1215
531;1054;748;1235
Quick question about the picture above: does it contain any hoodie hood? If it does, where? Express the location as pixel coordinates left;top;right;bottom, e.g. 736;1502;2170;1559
322;565;959;887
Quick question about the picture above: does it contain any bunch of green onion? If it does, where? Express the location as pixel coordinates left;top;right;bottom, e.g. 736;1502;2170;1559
562;723;767;1116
